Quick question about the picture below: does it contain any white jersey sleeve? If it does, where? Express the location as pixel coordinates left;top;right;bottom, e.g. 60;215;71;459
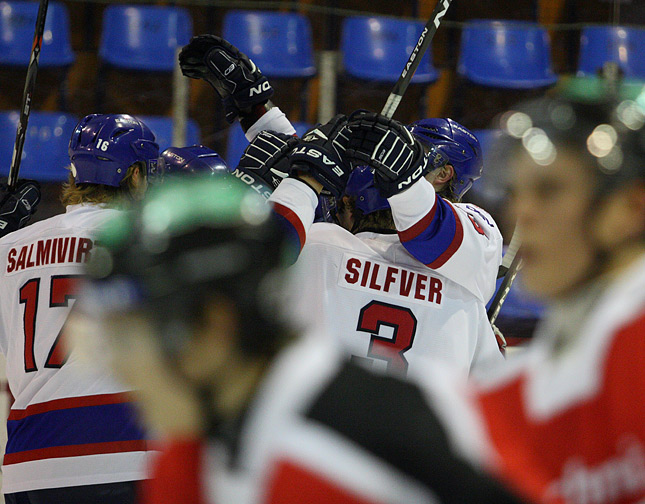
244;107;297;141
388;178;503;303
268;177;318;252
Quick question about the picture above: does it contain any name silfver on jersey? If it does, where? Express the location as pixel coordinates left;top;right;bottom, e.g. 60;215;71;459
339;253;443;306
6;236;94;274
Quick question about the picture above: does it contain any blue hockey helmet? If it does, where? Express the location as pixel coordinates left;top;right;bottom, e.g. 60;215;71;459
409;118;483;199
344;165;390;215
158;145;229;180
68;114;159;187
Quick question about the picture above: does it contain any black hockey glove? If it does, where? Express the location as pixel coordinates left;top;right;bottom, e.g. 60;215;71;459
0;179;41;237
179;34;274;123
347;112;445;198
238;130;300;189
288;115;352;198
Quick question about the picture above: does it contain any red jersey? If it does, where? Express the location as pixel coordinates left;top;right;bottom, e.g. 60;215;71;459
476;256;645;504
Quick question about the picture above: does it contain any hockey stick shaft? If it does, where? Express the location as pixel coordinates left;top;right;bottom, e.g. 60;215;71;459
381;0;452;119
7;0;50;190
488;253;523;325
488;223;522;322
497;224;521;278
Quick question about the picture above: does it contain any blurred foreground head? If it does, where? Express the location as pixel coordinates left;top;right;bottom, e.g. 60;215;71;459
495;82;645;300
86;175;296;361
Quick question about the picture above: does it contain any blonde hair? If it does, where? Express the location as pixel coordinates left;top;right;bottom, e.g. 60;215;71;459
60;162;144;207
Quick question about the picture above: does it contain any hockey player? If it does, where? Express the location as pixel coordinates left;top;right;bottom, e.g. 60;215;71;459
263;113;504;375
83;175;526;504
474;93;645;504
0;114;158;503
179;35;505;376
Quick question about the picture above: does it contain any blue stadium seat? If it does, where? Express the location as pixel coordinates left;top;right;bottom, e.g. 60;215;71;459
577;25;645;80
99;5;192;71
0;111;78;182
458;20;557;89
341;16;438;83
222;10;315;78
0;0;74;67
226;122;311;167
135;116;201;152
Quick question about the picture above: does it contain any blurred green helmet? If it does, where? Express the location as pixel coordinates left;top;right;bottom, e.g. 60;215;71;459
87;175;297;356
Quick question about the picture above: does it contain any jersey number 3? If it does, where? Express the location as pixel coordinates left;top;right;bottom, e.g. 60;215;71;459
19;275;81;372
356;300;417;374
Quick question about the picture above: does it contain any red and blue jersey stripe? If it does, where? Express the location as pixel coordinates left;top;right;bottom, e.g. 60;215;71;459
5;393;147;465
273;202;307;255
397;196;464;269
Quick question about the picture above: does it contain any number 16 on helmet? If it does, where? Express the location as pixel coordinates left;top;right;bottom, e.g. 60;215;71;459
68;114;160;186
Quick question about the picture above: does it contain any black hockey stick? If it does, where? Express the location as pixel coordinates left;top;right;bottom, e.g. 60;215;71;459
7;0;49;190
488;231;522;325
381;0;453;119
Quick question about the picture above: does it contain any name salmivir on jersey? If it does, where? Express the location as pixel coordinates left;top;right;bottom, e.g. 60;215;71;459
6;236;94;274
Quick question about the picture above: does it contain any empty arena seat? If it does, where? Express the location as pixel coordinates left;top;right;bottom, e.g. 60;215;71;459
0;111;78;182
458;20;557;88
341;15;438;83
222;10;315;78
135;116;201;152
0;0;74;67
226;122;311;167
577;25;645;80
99;5;192;71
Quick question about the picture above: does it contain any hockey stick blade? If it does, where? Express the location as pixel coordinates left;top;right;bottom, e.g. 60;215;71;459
381;0;453;119
7;0;49;190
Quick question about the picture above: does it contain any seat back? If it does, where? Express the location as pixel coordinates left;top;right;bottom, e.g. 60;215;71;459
458;20;557;88
577;25;645;80
99;5;192;71
0;111;78;182
135;115;201;151
0;0;74;66
222;10;315;78
226;122;311;167
341;16;438;83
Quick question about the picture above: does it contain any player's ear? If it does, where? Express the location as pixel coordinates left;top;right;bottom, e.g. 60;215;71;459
435;164;454;185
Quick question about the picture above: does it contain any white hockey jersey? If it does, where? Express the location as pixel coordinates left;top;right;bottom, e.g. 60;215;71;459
475;255;645;504
0;204;150;493
270;177;504;377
